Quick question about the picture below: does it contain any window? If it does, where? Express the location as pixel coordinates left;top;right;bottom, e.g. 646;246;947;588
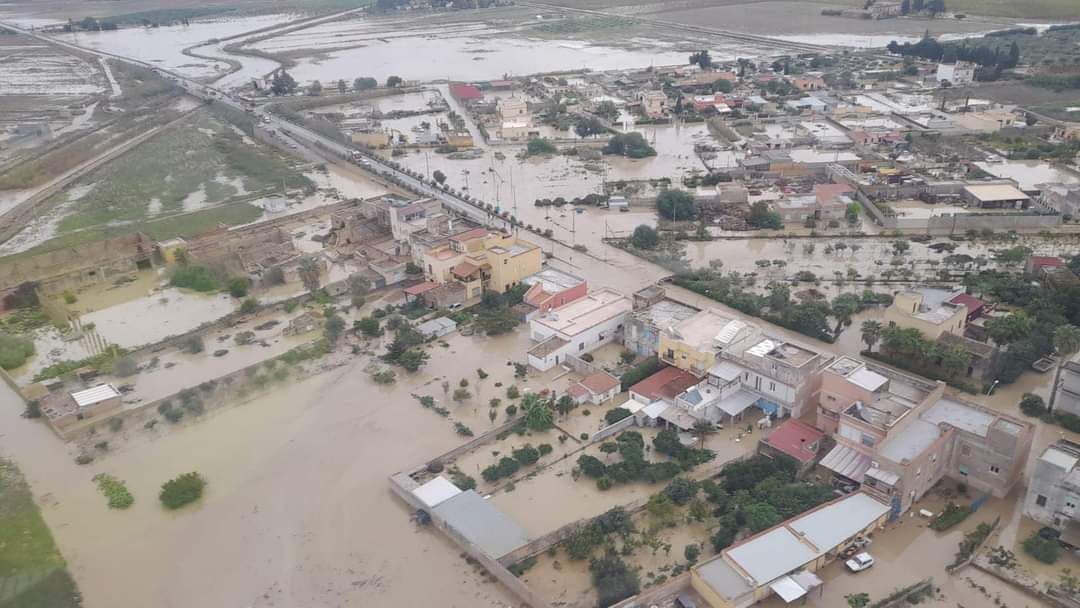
578;342;585;351
958;465;968;476
860;434;876;447
665;349;674;360
1036;495;1048;507
769;381;776;392
989;465;1000;475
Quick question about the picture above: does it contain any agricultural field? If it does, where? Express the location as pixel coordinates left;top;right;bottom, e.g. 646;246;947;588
801;0;1080;20
0;459;81;608
0;106;313;257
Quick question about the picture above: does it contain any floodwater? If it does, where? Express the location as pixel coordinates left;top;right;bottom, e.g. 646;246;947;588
77;282;237;349
975;160;1080;191
0;329;540;608
51;14;295;81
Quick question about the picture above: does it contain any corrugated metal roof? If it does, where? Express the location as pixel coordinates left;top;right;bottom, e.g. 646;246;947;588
432;490;529;559
820;444;872;482
71;384;120;408
787;492;891;552
715;320;747;345
718;390;759;417
726;527;818;586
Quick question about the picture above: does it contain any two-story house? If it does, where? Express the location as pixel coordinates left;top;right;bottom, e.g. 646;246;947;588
1023;440;1080;547
421;228;542;301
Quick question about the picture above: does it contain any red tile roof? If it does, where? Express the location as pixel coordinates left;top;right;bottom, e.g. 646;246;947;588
629;366;700;402
403;281;439;296
451;261;480;278
814;183;855;204
579;371;620;395
449;228;489;243
1029;256;1065;269
948;293;985;316
764;419;824;464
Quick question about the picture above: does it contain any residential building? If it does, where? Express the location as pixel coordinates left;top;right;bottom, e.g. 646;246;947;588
497;97;531;141
690;492;890;608
449;83;483;102
521;267;587;316
1023;440;1080;547
623;287;699;357
1054;360;1080;417
672;329;833;423
421;229;542;300
640;90;668;118
884;288;968;340
526;288;632;371
40;383;124;434
759;419;827;476
566;371;621;406
936;62;976;85
962;184;1031;210
817;357;1033;514
416;317;458;340
792;77;826;92
1037;183;1080;217
387;197;443;243
659;309;754;376
628;365;702;406
948;292;987;323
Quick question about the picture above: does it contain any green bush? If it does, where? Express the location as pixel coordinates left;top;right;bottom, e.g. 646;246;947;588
159;472;206;509
1022;533;1059;564
930;501;972;531
0;332;35;370
170;266;220;292
227;277;250;298
94;473;134;509
604;407;632;425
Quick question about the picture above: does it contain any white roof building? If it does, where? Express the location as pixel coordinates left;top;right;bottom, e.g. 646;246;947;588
71;384;121;409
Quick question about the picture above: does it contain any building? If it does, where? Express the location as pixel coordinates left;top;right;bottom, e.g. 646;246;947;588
884;288;968;340
1038;183;1080;217
962;184;1031;210
628;365;702;405
792;77;826;92
640;90;668;119
623;287;699;357
350;129;392;148
1023;440;1080;547
948;292;987;323
497;97;532;141
690;492;890;608
526;288;632;371
817;357;1033;514
672;329;833;423
1053;360;1080;417
659;309;754;376
521;267;587;316
936;62;976;85
566;371;621;406
449;83;483;102
40;383;123;434
421;229;542;300
759;418;826;476
416;317;458;340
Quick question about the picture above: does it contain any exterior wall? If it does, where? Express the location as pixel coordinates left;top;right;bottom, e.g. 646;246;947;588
1055;362;1080;418
690;570;742;608
489;246;542;293
868;431;953;513
817;371;878;433
351;131;391;147
1024;452;1080;529
659;335;713;376
948;423;1032;499
530;282;587;314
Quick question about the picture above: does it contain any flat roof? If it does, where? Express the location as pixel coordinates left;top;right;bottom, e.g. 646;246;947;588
1040;442;1080;471
922;398;995;437
412;476;462;508
963;184;1030;202
786;492;890;552
531;288;631;336
695;555;753;601
668;309;739;351
726;527;818;586
432;490;529;560
849;368;888;392
522;266;584;293
877;418;941;463
70;384;121;408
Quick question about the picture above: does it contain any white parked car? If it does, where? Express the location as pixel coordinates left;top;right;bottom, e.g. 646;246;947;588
845;552;874;572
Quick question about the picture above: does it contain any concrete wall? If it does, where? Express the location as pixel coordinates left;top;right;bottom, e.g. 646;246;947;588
590;415;636;443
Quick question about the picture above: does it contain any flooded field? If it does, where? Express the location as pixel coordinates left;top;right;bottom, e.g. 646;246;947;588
975;159;1080;191
51;14;295;81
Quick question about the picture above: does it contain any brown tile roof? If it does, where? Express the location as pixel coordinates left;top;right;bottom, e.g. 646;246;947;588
629;366;700;402
579;371;620;395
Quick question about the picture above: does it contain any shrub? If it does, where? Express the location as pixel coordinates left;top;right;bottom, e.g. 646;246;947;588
930;501;972;531
0;332;34;369
684;543;700;564
506;385;521;399
453;388;471;402
604;408;632;425
1019;393;1046;417
112;356;138;377
170;266;220;292
184;335;205;354
234;331;256;345
239;297;258;314
159;472;206;509
372;369;396;384
454;422;474;437
1022;533;1059;564
94;473;134;509
512;444;540;466
227;277;250;298
538;443;553;456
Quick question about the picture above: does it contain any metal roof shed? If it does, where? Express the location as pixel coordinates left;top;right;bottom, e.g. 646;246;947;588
432;490;530;560
412;476;462;508
71;384;121;408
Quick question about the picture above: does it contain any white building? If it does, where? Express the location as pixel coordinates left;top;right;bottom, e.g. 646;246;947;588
936;62;976;86
527;287;632;370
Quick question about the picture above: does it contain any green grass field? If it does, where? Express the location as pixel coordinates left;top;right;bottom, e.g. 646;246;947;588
0;459;81;608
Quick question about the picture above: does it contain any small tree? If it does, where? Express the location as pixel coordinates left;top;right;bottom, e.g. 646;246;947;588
861;320;883;352
845;593;870;608
159;472;206;509
386;75;402;88
432;169;447;184
630;225;659;250
521;392;554;431
453;387;471;402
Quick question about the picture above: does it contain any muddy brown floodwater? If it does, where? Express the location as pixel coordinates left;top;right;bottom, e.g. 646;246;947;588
0;330;549;608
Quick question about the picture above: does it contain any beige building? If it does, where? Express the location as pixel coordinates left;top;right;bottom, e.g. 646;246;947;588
497;97;532;141
350;130;392;148
421;228;542;300
817;357;1033;514
884;288;967;340
639;90;667;118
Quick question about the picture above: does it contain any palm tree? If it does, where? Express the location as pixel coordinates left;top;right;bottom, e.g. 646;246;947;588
1048;325;1080;413
861;320;883;353
297;256;321;293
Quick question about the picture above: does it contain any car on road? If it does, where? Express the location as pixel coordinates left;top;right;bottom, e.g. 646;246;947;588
845;552;874;572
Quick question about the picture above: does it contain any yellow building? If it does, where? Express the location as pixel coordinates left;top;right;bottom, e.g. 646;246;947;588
659;309;751;376
884;288;966;340
421;228;542;300
350;130;392;148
